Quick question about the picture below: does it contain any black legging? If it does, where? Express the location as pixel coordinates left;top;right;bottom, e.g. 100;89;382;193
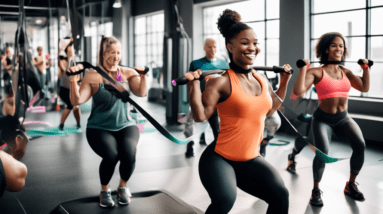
86;126;140;185
199;143;289;214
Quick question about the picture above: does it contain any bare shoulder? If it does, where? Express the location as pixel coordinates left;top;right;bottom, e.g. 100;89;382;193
339;65;352;73
120;66;137;76
307;66;322;77
206;72;229;90
84;69;103;83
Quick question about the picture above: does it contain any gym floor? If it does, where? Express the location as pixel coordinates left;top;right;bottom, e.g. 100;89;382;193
0;95;383;214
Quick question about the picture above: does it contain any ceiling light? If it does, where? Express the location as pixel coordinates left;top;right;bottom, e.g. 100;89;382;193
113;0;121;8
35;19;42;24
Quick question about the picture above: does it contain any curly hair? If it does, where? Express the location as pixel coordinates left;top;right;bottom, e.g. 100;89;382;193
217;9;252;61
315;32;348;62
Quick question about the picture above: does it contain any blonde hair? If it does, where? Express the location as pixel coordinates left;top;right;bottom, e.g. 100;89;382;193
98;36;121;67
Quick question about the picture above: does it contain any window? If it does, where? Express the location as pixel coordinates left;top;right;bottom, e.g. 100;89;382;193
203;0;280;69
311;1;383;98
134;12;164;68
84;22;113;65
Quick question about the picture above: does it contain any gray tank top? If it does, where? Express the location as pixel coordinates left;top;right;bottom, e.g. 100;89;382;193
87;82;136;131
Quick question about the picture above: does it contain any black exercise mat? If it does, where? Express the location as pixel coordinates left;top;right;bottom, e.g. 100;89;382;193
50;190;203;214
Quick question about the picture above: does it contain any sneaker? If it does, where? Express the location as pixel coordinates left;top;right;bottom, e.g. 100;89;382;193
344;181;365;201
260;144;267;157
117;187;132;205
287;154;297;173
58;124;64;132
310;188;324;206
199;133;206;145
76;124;83;133
100;189;115;207
185;141;194;157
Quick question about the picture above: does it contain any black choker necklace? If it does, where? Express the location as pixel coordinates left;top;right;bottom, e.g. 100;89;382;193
319;61;343;65
229;62;252;74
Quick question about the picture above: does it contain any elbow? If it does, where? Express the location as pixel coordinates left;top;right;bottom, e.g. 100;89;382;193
193;115;205;123
361;86;370;93
292;89;304;97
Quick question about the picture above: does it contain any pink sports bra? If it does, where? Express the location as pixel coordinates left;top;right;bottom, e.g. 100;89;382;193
314;68;351;100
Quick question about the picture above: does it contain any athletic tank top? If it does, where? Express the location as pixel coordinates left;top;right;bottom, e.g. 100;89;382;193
215;69;272;161
315;68;351;100
87;70;135;131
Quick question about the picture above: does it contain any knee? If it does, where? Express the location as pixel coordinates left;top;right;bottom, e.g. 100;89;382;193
8;163;27;192
103;153;119;165
210;195;236;213
267;184;289;205
355;140;366;153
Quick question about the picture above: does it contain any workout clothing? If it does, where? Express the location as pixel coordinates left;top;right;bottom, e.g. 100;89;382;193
0;157;5;198
60;57;74;89
199;142;289;214
59;87;73;110
311;107;365;182
87;83;135;131
86;126;139;185
315;68;351;100
215;69;272;161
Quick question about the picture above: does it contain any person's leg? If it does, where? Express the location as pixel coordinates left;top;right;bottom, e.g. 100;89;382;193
199;143;237;214
184;108;195;157
115;126;140;204
59;87;73;130
86;128;119;207
335;117;366;200
236;157;289;214
73;106;81;128
287;119;312;171
309;118;333;206
59;109;71;130
0;151;27;193
261;112;281;157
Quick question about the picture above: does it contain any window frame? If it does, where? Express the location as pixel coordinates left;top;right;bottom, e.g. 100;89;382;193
310;1;383;99
202;0;280;66
133;10;164;68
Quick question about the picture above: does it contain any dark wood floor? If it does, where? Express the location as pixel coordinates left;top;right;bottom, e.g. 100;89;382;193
0;95;383;214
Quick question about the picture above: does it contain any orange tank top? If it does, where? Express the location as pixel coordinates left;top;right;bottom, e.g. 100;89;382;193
215;69;272;161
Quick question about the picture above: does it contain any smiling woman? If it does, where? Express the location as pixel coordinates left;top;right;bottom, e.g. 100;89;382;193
185;9;292;214
288;32;370;206
67;36;148;208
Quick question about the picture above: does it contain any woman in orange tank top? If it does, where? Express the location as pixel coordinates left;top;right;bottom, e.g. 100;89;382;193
185;9;292;214
287;32;371;206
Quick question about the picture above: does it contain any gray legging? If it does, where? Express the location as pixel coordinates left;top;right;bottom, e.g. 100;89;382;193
293;108;365;182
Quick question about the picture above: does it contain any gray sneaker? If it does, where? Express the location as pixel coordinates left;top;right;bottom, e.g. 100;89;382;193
117;187;132;205
100;190;115;207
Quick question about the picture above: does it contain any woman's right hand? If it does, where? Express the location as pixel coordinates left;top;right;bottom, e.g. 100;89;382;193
67;64;84;82
185;69;202;82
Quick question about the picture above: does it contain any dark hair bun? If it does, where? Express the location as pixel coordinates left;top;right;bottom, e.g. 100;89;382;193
217;9;241;38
